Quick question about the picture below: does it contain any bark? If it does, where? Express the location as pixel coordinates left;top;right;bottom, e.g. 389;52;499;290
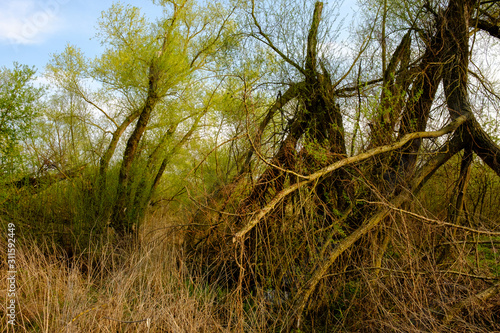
468;117;500;176
395;32;444;176
449;147;473;225
97;109;142;199
372;227;392;278
442;0;500;176
392;1;472;179
127;123;178;226
233;115;468;242
110;61;162;236
289;125;467;329
302;2;345;154
150;113;204;193
442;0;476;120
439;147;473;264
239;82;304;175
369;31;411;147
475;18;500;39
305;2;323;81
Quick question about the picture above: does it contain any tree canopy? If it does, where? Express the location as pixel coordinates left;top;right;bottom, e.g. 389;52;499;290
0;63;44;174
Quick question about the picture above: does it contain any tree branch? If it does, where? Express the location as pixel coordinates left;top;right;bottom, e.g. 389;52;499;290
444;281;500;324
233;115;468;242
249;0;307;77
474;18;500;39
289;124;467;329
239;82;304;175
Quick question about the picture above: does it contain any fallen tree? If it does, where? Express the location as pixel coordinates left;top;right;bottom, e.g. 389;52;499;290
189;0;500;330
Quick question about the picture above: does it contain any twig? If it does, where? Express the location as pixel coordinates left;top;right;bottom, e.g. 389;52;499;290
67;304;107;326
185;186;252;217
444;282;500;324
322;266;499;281
360;199;500;236
233;115;468;241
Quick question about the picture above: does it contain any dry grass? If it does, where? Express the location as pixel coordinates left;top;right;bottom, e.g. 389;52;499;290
0;211;232;333
1;194;499;332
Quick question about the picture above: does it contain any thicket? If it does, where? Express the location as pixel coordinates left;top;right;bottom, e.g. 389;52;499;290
1;0;500;332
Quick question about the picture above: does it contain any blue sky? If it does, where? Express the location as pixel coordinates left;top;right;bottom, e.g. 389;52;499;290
0;0;161;72
0;0;359;75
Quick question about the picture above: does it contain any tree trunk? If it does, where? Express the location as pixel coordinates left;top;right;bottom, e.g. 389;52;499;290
110;61;161;236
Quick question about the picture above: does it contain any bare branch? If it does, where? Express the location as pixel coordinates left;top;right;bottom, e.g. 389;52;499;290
474;18;500;39
233;115;468;242
444;282;500;324
362;200;500;236
289;123;468;328
249;0;307;77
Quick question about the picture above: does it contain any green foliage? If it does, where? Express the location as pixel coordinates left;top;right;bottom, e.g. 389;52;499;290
3;1;500;332
43;0;242;237
303;136;330;166
0;63;44;175
0;165;117;254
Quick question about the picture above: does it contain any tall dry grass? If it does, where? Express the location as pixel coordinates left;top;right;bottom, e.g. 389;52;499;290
2;164;499;332
0;212;235;333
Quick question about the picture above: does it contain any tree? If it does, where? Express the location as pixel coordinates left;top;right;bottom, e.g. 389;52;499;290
0;63;44;176
191;0;500;329
47;0;237;237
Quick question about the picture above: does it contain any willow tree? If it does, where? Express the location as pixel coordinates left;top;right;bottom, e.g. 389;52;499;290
0;63;44;176
48;0;236;237
193;0;500;330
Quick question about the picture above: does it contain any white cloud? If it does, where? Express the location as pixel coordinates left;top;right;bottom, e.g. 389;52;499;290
0;0;69;45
